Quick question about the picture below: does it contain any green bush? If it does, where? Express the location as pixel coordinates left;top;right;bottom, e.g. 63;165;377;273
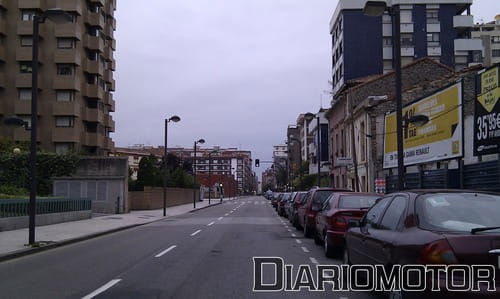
0;185;28;196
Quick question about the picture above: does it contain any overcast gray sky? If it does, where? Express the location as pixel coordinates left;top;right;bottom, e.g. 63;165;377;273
113;0;498;178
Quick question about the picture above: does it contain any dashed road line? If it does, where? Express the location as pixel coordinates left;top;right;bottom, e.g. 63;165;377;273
191;230;202;236
309;257;319;264
301;247;310;253
218;217;223;220
155;245;177;258
207;222;215;226
82;279;122;299
291;233;296;237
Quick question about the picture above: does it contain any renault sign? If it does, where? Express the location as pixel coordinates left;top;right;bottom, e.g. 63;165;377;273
383;82;463;169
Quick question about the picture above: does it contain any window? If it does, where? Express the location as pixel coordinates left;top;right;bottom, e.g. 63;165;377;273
471;50;483;63
57;38;75;49
427;33;440;47
19;115;32;129
56;90;75;102
57;64;74;76
382;14;392;24
493;50;500;57
400;10;412;23
401;34;413;46
86;74;98;84
87;50;99;61
20;62;32;73
364;197;391;228
20;36;33;47
55;116;75;128
426;10;439;23
360;121;366;161
492;36;500;44
18;89;32;100
21;10;37;21
87;26;100;37
383;37;392;47
55;143;73;154
380;196;408;231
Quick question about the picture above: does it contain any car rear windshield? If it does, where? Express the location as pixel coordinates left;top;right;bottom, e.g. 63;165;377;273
416;192;500;233
312;190;333;205
339;195;379;209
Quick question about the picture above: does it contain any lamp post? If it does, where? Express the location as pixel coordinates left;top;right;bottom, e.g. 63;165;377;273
208;149;219;205
24;9;73;245
363;1;405;190
193;139;205;208
162;115;181;217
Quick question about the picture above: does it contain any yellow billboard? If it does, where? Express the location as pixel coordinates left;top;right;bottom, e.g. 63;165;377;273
383;82;463;168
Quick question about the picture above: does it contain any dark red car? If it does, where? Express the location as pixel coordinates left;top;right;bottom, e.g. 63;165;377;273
315;192;380;257
297;187;351;238
344;190;500;298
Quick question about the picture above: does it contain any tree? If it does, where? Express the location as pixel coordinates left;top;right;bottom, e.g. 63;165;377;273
136;155;162;188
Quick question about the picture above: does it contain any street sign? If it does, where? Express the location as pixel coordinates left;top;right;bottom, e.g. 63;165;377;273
335;157;353;166
474;65;500;156
383;82;463;168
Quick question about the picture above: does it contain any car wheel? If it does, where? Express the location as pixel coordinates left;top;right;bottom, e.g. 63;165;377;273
304;220;313;238
314;230;323;246
324;234;335;258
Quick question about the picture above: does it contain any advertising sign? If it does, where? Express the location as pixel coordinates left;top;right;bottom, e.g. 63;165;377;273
383;82;463;169
474;65;500;156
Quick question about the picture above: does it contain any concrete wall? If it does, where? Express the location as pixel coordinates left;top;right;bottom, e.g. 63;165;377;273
129;187;200;210
0;211;91;232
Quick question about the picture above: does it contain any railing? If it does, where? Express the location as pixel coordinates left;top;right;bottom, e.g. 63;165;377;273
0;198;92;218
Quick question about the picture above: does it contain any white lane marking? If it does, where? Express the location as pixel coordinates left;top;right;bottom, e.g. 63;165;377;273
295;239;302;244
207;222;215;226
225;213;229;216
82;279;122;299
218;217;223;220
155;245;177;258
291;233;297;237
301;247;310;253
284;226;289;228
191;230;202;236
310;257;319;264
287;229;292;232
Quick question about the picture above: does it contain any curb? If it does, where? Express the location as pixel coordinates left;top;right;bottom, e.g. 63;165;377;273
189;202;224;213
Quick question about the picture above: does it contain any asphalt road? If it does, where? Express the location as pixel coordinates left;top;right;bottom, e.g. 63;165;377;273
0;196;379;299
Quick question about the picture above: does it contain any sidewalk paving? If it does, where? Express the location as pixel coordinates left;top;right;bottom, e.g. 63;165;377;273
0;197;238;259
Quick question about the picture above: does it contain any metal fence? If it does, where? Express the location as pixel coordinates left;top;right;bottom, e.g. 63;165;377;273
0;198;92;218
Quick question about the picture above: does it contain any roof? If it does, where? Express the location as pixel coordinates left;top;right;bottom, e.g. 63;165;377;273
396;189;500;195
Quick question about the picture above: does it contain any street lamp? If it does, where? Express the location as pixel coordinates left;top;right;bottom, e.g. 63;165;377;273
162;115;181;217
208;149;219;205
363;1;405;190
193;138;205;208
16;8;72;245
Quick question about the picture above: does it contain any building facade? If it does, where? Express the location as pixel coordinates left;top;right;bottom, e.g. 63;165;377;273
330;0;478;96
471;15;500;67
0;0;116;154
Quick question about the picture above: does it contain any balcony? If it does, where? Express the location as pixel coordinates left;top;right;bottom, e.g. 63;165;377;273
52;102;81;117
17;21;35;36
14;100;36;115
85;60;104;76
83;107;104;123
110;58;116;71
400;23;414;33
104;46;113;61
400;47;415;57
84;84;104;100
454;38;483;52
55;0;83;15
54;49;82;65
103;137;114;150
16;73;41;88
104;69;113;83
427;23;440;33
18;0;44;9
104;93;115;112
87;12;105;28
104;114;115;131
454;15;473;28
104;25;114;39
81;132;104;147
85;36;104;52
428;46;442;56
16;47;34;61
109;79;115;91
0;19;6;35
89;0;105;6
14;128;40;142
52;128;81;143
55;23;83;40
53;75;81;91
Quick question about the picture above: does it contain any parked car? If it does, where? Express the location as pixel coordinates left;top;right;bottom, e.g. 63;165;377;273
277;193;291;216
289;191;308;226
271;193;282;209
344;190;500;298
297;187;351;237
283;192;297;218
314;192;380;257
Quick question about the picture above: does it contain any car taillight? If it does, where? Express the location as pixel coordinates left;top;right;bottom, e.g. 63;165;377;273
420;239;459;264
330;216;348;231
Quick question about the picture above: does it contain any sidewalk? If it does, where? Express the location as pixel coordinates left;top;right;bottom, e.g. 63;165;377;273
0;197;237;260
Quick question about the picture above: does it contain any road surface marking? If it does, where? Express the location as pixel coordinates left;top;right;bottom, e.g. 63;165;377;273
155;245;177;258
291;233;296;237
207;222;215;226
82;279;122;299
295;239;302;244
218;217;223;220
225;213;229;216
284;226;289;228
287;229;292;232
301;247;310;253
191;230;202;236
310;257;319;264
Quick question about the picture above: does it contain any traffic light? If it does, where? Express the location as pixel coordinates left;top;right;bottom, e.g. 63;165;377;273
255;159;260;167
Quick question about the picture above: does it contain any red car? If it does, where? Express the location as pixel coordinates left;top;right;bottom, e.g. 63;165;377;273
297;187;351;238
345;190;500;298
314;192;380;257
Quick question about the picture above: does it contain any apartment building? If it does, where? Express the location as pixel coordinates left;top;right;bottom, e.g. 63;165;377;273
0;0;116;155
472;15;500;67
330;0;478;96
